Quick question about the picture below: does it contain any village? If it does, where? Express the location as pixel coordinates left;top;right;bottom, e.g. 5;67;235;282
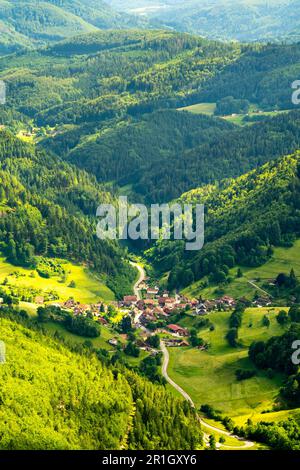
42;267;272;352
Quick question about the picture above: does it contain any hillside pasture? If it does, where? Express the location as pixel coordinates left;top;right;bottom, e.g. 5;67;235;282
167;308;287;418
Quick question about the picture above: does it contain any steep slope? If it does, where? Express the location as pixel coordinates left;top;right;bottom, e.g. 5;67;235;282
146;151;300;295
49;109;300;203
0;129;135;298
0;314;202;449
60;110;233;197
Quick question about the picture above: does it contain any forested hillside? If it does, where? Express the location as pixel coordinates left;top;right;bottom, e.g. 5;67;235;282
196;42;300;110
0;32;299;203
146;151;300;293
50;109;300;203
0;0;145;54
0;313;202;449
0;129;135;298
0;30;239;130
1;31;299;204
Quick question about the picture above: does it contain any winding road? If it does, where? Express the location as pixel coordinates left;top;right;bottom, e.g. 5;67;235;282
129;261;255;449
130;261;146;301
160;341;255;450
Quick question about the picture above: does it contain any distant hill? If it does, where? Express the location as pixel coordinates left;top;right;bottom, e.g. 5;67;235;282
110;0;300;42
0;0;146;54
1;31;300;204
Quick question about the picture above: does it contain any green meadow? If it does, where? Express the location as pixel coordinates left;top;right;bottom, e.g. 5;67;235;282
167;308;287;420
223;109;289;126
184;239;300;300
178;102;287;126
43;321;120;351
234;407;300;428
177;102;216;115
0;256;115;308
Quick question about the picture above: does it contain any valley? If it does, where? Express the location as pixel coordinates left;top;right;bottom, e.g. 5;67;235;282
0;3;300;453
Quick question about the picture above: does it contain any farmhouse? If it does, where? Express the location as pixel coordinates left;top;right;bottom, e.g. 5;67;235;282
136;299;145;310
123;295;138;306
167;324;189;337
140;309;156;325
165;339;189;347
146;287;159;298
196;303;207;315
253;296;272;307
219;296;236;307
74;304;90;315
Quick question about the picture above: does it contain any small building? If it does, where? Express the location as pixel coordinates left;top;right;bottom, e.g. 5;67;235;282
136;300;145;310
153;306;165;316
35;296;44;305
220;296;236;307
165;339;189;347
146;287;159;299
123;295;138;307
167;324;189;337
196;303;208;315
63;298;77;309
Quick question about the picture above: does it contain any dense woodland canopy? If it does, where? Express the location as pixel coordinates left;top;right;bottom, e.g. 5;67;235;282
0;32;299;203
1;30;300;294
0;313;202;450
59;109;300;203
147;152;300;291
0;0;146;54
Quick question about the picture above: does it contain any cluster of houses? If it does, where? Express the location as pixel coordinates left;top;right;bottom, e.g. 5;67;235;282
50;298;110;325
122;289;194;327
121;290;240;325
44;276;272;352
196;296;237;315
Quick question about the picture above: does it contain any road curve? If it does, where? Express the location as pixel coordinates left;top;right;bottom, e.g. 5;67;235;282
130;262;146;300
160;340;255;450
161;341;195;407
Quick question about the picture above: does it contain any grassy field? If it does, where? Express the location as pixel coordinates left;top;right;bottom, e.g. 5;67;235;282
177;102;216;115
184;239;300;300
167;308;287;420
234;406;300;428
43;320;119;351
0;256;115;309
223;109;289;126
177;102;288;126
